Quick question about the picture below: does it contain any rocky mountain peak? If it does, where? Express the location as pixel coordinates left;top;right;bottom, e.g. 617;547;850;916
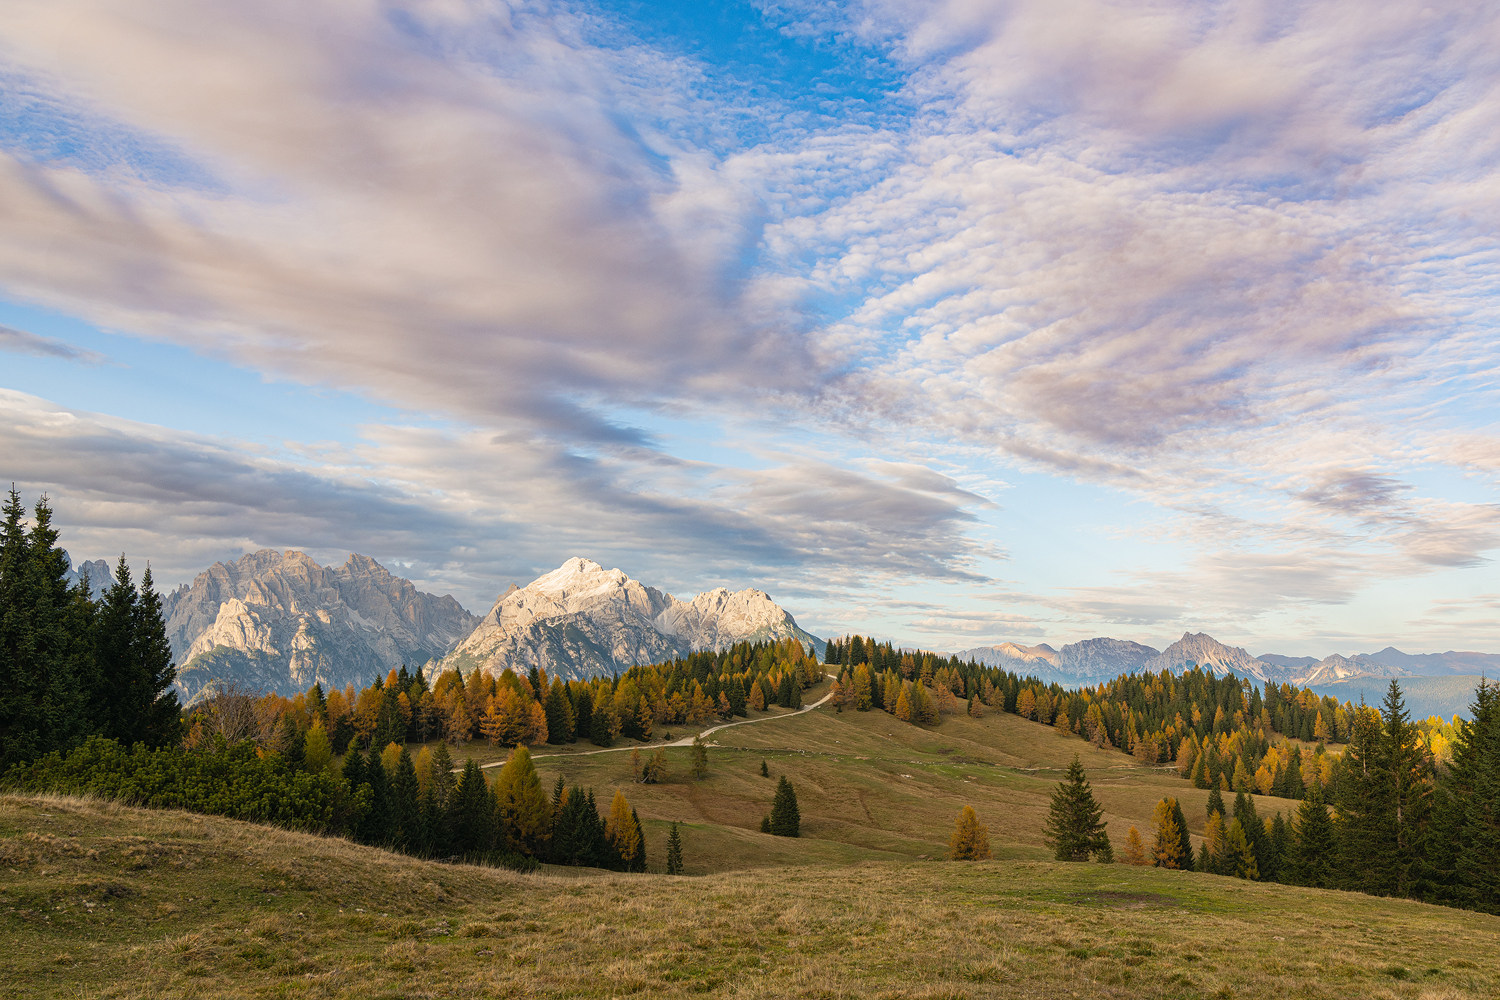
437;558;820;681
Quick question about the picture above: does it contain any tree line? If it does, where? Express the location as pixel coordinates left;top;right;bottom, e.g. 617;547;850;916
0;492;181;765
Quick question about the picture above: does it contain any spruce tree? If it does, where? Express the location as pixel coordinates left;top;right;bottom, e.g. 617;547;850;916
1290;781;1335;887
760;759;769;777
544;678;575;744
392;747;420;850
1432;680;1500;911
1233;791;1264;877
666;822;684;875
589;700;616;747
1044;756;1112;862
132;567;182;747
1206;784;1225;822
770;776;800;837
364;750;395;845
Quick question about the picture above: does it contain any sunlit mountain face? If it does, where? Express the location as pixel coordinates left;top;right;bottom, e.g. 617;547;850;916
3;0;1499;658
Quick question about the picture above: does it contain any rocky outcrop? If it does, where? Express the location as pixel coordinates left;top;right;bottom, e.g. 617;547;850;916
1143;632;1273;682
433;557;822;681
163;550;479;703
62;553;114;599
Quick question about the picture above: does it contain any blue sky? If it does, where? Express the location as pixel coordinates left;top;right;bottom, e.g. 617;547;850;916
2;0;1498;658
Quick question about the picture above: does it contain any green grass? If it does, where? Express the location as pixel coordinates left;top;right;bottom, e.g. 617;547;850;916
4;792;1498;999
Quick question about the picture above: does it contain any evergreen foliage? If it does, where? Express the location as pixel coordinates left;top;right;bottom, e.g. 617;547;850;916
1043;756;1112;862
770;776;800;837
666;821;684;875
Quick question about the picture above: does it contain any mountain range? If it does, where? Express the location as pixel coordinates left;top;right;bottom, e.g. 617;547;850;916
152;552;821;701
956;632;1500;689
432;557;822;681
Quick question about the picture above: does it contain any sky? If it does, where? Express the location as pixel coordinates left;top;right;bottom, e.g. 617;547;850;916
2;0;1498;659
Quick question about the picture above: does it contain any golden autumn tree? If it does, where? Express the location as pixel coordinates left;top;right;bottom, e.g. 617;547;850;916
1122;825;1149;866
948;806;992;860
493;745;552;857
1152;798;1185;869
605;790;644;871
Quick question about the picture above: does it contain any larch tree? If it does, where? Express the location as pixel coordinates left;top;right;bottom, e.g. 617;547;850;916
690;735;709;780
494;745;552;858
948;805;992;860
1152;798;1186;869
1122;826;1149;866
605;790;643;871
1043;756;1112;862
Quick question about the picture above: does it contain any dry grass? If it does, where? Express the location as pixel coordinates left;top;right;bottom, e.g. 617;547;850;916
4;792;1499;999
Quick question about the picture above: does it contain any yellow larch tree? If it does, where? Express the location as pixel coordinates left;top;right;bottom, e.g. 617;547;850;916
948;806;992;860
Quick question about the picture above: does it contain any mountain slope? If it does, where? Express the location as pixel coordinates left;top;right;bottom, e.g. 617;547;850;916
434;557;822;680
163;550;479;702
957;638;1158;684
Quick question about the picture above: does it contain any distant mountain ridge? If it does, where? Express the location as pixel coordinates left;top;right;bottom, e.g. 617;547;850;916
432;557;822;681
957;631;1500;688
162;550;480;703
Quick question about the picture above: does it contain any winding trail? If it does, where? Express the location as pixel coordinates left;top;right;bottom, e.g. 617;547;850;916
479;675;838;769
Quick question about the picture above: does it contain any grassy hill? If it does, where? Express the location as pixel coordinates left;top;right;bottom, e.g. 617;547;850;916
475;698;1302;872
6;791;1500;1000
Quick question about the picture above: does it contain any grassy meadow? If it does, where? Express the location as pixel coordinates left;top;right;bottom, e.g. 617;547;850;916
7;698;1494;999
6;791;1500;1000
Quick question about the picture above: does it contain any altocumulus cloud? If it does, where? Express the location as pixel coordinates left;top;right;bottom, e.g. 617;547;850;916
1;0;1499;648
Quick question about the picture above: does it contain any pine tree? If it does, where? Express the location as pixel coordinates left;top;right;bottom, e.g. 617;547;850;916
1266;812;1289;883
449;758;494;857
1206;784;1225;822
760;759;769;777
759;815;771;833
666;822;684;875
1201;811;1229;875
494;746;552;857
948;806;992;860
1043;756;1112;862
690;735;708;780
1233;791;1265;876
770;776;800;837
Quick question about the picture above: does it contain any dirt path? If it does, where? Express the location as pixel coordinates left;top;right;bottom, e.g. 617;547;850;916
479;675;838;769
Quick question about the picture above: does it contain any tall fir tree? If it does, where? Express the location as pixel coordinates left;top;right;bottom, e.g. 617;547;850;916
130;567;182;748
543;678;575;744
1043;756;1112;862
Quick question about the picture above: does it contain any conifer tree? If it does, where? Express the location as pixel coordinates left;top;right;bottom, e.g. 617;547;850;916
760;815;771;833
1288;773;1334;887
303;721;333;774
690;734;709;780
605;791;643;870
1;492;91;763
1267;813;1290;883
1433;680;1500;911
544;678;575;744
666;822;684;875
1043;756;1112;862
1226;818;1259;880
1122;826;1149;866
589;699;617;747
1233;791;1265;876
770;776;800;837
363;749;395;845
392;747;420;850
1206;784;1225;822
1152;798;1185;869
760;759;769;777
948;806;992;860
131;567;182;747
1201;811;1229;875
494;745;552;857
449;759;494;857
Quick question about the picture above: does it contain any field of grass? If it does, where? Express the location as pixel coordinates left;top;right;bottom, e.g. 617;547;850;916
6;792;1500;1000
432;700;1304;873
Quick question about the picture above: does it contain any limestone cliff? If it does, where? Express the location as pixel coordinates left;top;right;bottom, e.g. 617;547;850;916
163;550;479;703
434;557;822;681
